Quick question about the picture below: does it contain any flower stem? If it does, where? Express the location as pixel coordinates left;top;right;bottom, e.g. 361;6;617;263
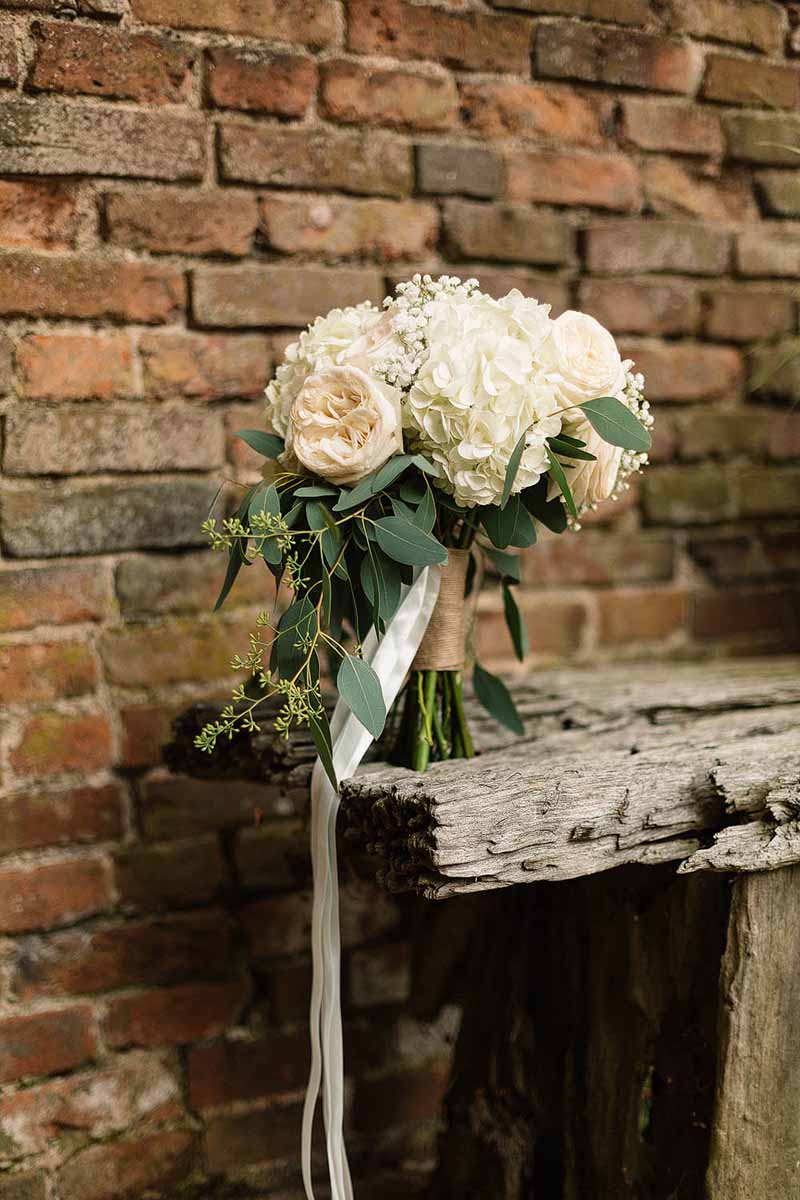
412;669;437;773
451;672;475;759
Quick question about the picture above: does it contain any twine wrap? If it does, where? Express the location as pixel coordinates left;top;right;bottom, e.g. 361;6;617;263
411;548;470;671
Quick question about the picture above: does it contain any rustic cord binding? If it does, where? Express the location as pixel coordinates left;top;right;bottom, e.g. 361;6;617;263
412;548;470;671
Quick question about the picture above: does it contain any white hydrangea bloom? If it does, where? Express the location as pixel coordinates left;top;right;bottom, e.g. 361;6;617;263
264;303;382;438
403;288;563;508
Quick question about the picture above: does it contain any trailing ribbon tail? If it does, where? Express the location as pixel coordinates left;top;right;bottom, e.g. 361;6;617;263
302;565;443;1200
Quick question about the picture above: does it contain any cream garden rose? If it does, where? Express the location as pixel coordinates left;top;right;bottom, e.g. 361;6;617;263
287;364;403;485
546;310;627;410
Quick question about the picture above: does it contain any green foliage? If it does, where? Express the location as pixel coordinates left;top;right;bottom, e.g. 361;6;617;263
579;396;651;452
473;664;524;735
234;429;284;458
337;652;386;738
502;581;529;661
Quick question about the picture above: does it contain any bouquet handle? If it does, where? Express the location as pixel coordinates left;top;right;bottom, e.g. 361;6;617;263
302;565;442;1200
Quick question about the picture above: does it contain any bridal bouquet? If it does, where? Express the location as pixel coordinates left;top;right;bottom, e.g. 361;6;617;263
197;274;652;783
196;274;652;1200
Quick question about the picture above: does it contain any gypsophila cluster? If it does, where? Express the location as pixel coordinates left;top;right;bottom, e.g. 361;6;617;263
377;274;480;390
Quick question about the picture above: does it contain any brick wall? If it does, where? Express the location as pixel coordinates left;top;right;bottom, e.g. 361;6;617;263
0;0;799;1196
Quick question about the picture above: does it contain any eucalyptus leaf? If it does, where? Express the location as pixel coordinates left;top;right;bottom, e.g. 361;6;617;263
390;497;416;520
361;550;402;625
337;652;386;738
295;483;339;498
213;544;244;611
370;454;415;494
500;432;527;510
521;479;568;534
399;478;426;504
484;546;520;583
502;580;529;662
411;485;436;534
481;496;536;550
508;503;537;549
473;664;524;736
546;447;578;520
409;454;441;477
579;396;651;452
333;470;381;512
373;516;448;566
234;429;284;459
547;436;597;462
271;596;315;679
308;709;337;791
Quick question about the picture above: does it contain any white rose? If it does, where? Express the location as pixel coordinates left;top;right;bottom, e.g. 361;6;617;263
546;310;626;410
287;365;403;485
340;310;403;371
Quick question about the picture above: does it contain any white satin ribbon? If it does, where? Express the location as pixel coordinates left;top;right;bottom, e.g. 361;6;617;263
301;565;443;1200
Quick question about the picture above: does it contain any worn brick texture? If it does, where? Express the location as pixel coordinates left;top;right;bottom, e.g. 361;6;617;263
0;0;798;1196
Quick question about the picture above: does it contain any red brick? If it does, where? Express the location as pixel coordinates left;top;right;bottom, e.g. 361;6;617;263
756;170;800;218
596;588;689;645
476;593;588;660
0;252;184;322
641;159;756;223
0;98;205;180
267;962;313;1024
766;412;800;461
259;194;439;260
0;1173;45;1200
586;220;729;275
100;617;253;688
140;331;270;401
2;478;217;558
28;21;195;104
57;1130;196;1200
672;408;765;461
416;143;504;198
643;466;735;525
622;98;723;156
748;341;800;402
130;0;337;45
235;822;309;891
739;467;800;517
204;1103;301;1171
348;0;533;72
115;836;227;911
702;54;800;110
0;784;123;855
498;0;648;18
692;588;798;640
0;1006;96;1083
661;0;786;55
353;1064;450;1133
0;640;97;704
188;1029;309;1109
0;1053;181;1156
13;911;234;998
579;277;699;335
193;263;385;328
321;59;457;131
119;699;186;769
0;856;111;934
206;47;315;116
736;227;800;278
4;405;224;475
104;979;249;1049
444;200;571;265
0;27;18;86
725;111;800;166
536;22;700;94
116;550;272;617
618;341;743;401
460;80;610;145
17;333;135;401
0;563;109;632
218;123;412;196
138;773;293;841
0;180;77;250
507;150;641;211
242;882;398;961
105;188;257;256
525;531;675;587
350;941;411;1008
9;710;113;779
704;288;795;342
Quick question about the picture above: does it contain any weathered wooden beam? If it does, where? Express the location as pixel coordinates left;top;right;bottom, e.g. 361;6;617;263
706;864;800;1198
340;657;800;897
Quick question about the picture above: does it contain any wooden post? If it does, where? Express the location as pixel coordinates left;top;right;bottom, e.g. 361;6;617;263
706;864;800;1198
